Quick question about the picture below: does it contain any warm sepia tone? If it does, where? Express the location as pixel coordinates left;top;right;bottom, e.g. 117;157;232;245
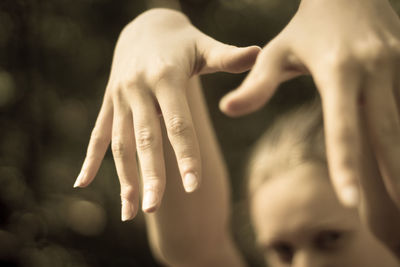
1;0;400;266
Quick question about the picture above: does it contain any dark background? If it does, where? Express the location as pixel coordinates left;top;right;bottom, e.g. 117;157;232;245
1;0;399;266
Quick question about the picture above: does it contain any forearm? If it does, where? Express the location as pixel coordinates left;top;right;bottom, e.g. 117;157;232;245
145;77;246;267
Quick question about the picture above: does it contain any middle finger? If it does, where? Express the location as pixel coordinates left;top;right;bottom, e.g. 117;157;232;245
129;87;165;213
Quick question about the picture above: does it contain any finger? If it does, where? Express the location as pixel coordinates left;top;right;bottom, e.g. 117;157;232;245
129;89;165;213
363;71;400;207
112;94;139;221
155;78;201;193
197;33;261;74
317;69;362;207
357;116;400;251
219;41;301;117
75;96;113;187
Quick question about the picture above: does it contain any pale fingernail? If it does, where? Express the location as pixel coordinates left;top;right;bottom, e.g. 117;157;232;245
340;186;359;207
219;96;229;111
183;172;198;193
73;171;84;188
121;200;134;221
142;191;158;212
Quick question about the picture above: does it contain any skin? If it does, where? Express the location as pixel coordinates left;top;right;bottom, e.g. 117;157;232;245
145;77;246;266
251;163;399;267
73;58;400;266
73;2;400;264
220;0;400;212
142;78;400;266
74;8;260;220
76;0;400;223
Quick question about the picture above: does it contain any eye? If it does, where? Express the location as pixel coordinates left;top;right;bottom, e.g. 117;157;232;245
271;242;294;263
314;230;345;251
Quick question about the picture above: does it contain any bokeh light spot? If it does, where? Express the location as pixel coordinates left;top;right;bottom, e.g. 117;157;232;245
65;199;106;236
0;71;16;107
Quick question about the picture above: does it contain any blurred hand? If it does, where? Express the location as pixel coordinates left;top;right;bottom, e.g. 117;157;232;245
220;0;400;210
358;119;400;257
74;8;260;221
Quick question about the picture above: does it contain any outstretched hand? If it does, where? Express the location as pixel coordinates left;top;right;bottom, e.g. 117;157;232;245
74;8;260;221
220;0;400;211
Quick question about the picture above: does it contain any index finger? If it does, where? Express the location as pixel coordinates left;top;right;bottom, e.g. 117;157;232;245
75;96;113;187
219;40;301;117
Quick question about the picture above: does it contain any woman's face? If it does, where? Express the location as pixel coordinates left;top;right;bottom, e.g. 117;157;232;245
250;163;399;267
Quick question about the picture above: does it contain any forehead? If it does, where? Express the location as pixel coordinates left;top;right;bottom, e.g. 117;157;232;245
250;163;357;244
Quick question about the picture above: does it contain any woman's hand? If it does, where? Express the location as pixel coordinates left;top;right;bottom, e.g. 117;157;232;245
74;8;260;221
220;0;400;209
357;122;400;258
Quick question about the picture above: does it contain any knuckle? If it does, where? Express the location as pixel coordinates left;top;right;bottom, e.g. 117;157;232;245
136;128;156;151
112;74;145;97
317;49;361;93
151;62;175;79
325;50;356;72
111;85;126;102
157;63;177;78
123;73;145;89
120;184;136;201
148;62;178;86
177;155;198;170
143;176;163;192
86;128;109;159
166;115;191;138
90;128;108;147
356;41;393;70
111;138;127;159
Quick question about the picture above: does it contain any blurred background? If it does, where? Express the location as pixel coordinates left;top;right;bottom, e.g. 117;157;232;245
1;0;399;266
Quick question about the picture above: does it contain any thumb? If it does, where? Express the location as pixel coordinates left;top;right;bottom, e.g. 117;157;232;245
198;35;261;74
219;41;299;117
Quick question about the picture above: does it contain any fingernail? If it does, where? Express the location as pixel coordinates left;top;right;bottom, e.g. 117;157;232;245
73;171;84;188
183;172;198;193
340;186;359;207
142;191;158;212
121;200;134;221
219;96;229;111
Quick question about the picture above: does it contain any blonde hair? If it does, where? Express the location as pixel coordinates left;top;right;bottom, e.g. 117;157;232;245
247;99;326;196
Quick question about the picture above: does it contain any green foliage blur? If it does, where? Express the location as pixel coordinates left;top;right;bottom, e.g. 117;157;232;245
1;0;399;267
